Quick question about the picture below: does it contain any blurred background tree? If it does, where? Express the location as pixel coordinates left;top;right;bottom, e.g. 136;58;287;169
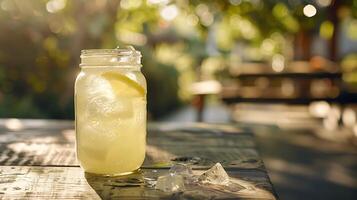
0;0;356;119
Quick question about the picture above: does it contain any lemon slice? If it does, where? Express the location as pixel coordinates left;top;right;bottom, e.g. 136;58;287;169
101;72;145;97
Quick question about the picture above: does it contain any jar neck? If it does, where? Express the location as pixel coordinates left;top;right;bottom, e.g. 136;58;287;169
80;47;142;69
80;65;142;71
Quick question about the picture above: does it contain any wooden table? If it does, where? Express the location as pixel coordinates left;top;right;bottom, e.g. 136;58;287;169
221;71;346;105
0;119;277;199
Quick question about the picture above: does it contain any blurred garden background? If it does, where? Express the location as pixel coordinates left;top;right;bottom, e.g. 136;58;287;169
1;0;356;119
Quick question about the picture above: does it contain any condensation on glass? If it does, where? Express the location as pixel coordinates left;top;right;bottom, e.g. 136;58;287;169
75;46;147;176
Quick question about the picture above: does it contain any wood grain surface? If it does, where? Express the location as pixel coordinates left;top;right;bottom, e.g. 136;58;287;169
0;166;276;200
0;119;277;199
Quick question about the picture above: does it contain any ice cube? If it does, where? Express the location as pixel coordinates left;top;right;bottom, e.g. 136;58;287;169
169;163;193;176
144;177;157;188
85;75;134;119
85;75;116;116
198;163;230;185
155;174;185;192
143;170;159;188
86;74;115;101
77;125;112;161
169;163;197;184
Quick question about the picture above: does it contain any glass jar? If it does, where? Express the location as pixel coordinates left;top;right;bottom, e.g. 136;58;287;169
75;46;147;176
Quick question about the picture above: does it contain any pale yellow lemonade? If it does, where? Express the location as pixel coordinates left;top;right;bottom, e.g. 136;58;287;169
75;49;147;175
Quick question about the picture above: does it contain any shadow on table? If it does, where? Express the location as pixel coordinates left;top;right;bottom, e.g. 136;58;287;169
83;169;203;200
84;170;157;199
84;168;277;200
248;123;357;200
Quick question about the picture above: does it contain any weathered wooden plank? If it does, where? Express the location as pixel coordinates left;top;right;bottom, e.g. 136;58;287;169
144;144;262;169
0;123;262;169
0;142;77;166
0;119;74;131
147;122;247;134
0;166;276;200
148;130;255;148
0;122;249;145
0;142;262;169
0;142;261;169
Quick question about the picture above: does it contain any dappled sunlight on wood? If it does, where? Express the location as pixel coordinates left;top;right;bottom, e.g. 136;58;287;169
325;163;357;188
4;119;24;131
61;129;75;142
6;142;76;166
145;144;176;166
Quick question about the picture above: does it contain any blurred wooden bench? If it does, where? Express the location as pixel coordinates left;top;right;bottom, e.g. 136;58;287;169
220;71;357;105
190;80;222;121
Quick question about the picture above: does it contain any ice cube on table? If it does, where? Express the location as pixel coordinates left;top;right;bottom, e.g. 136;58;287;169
143;177;157;188
169;163;193;176
155;174;185;192
169;163;197;184
198;163;230;185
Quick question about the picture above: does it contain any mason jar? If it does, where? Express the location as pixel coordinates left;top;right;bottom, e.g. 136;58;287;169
75;46;147;176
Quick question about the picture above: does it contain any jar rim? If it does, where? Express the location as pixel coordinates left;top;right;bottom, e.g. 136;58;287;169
80;46;142;67
81;46;141;58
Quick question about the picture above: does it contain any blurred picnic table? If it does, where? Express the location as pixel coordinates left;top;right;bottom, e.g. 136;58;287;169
220;61;357;105
0;119;277;199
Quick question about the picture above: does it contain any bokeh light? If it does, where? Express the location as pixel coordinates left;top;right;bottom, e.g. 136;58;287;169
303;4;317;17
272;54;285;72
342;108;356;127
46;0;66;13
160;4;179;21
316;0;332;7
347;19;357;40
147;0;169;5
309;101;330;118
320;21;334;39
